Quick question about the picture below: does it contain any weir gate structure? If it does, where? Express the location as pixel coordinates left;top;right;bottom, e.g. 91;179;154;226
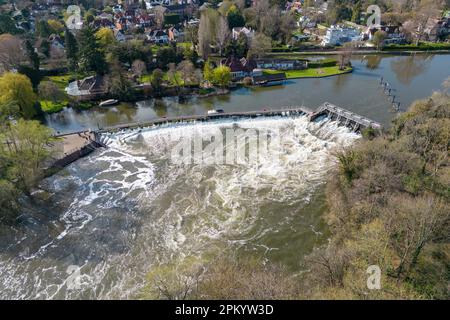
50;102;382;170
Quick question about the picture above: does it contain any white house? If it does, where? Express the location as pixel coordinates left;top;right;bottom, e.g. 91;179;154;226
114;29;126;42
321;25;361;46
231;27;255;40
147;30;169;44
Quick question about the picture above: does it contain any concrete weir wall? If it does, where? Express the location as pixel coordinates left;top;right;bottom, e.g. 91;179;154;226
48;103;381;172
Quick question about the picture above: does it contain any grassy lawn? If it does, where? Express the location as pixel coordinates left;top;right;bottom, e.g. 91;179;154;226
383;42;450;51
40;100;69;113
177;42;193;50
46;75;72;90
264;66;352;79
46;72;94;90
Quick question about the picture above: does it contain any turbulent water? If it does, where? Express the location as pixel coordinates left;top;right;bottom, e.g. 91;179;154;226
0;116;359;299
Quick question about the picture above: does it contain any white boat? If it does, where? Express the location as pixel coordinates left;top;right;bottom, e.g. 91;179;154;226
99;99;119;107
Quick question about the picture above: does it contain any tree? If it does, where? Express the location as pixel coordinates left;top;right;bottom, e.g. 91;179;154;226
185;24;199;50
177;60;198;87
203;60;214;83
38;81;65;103
40;39;50;57
280;11;297;44
0;73;37;119
65;28;78;71
372;30;387;50
0;12;19;35
95;27;116;48
351;1;362;23
0;34;24;72
78;26;107;74
213;65;231;88
248;33;271;59
131;59;147;78
47;19;64;34
107;57;134;100
198;7;217;60
216;15;230;56
167;62;181;88
1;119;56;195
151;68;164;93
37;20;52;38
25;40;39;71
227;5;245;29
155;46;179;69
154;6;167;29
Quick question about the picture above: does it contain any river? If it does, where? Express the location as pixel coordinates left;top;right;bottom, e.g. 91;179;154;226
44;54;450;133
0;54;448;299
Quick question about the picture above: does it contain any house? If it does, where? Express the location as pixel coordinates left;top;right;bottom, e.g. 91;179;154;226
231;27;255;40
362;25;406;45
167;26;182;41
321;25;361;46
114;29;126;42
220;57;257;80
147;29;169;44
65;76;107;98
221;56;246;79
255;59;307;70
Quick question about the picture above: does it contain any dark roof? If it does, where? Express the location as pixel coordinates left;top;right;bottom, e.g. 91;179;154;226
221;57;245;72
253;73;287;83
166;4;188;11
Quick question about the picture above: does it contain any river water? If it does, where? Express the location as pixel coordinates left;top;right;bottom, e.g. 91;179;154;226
0;54;448;299
44;54;450;133
0;116;358;299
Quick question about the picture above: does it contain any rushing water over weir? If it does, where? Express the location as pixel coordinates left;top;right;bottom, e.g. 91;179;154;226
0;115;360;299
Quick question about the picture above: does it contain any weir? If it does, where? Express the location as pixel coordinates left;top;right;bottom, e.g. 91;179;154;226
50;103;382;170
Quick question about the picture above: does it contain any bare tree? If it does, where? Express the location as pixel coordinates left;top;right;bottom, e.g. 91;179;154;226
198;8;214;60
247;33;272;59
185;24;199;50
132;59;147;78
154;6;167;29
38;81;65;102
216;15;230;57
0;34;24;72
177;60;198;87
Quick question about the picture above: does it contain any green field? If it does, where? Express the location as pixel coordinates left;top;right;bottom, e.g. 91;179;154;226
263;66;352;79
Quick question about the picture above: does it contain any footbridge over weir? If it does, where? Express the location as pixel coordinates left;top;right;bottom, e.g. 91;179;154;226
50;103;382;171
96;103;382;135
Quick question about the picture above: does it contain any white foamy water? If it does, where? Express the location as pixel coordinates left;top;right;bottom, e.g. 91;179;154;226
0;115;359;299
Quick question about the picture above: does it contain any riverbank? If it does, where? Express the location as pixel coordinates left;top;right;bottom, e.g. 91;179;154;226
264;66;353;79
268;49;450;57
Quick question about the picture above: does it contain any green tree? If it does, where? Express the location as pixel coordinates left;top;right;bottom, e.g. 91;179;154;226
351;1;362;23
0;73;37;119
37;20;52;38
151;68;164;93
0;119;56;195
213;65;231;88
227;6;245;29
41;39;50;57
78;26;107;74
95;27;116;48
203;60;214;83
25;40;39;71
65;28;78;71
